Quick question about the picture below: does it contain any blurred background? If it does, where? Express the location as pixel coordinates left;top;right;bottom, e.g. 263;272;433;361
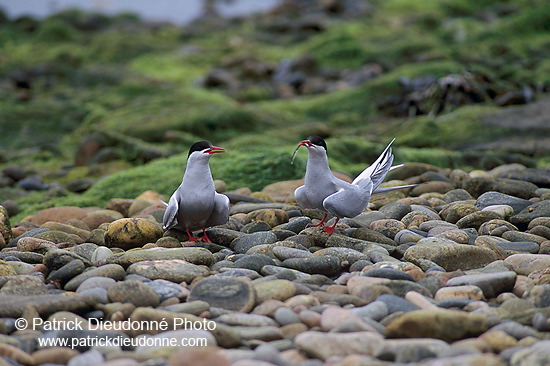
0;0;548;222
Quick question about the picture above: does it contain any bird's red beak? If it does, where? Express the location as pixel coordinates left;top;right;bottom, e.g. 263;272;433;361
205;146;226;154
299;140;313;147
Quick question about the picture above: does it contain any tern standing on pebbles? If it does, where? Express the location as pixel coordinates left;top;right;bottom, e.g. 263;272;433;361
292;136;415;234
163;141;230;242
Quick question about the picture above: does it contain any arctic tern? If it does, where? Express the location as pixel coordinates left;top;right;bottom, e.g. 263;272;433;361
293;136;414;234
163;141;230;242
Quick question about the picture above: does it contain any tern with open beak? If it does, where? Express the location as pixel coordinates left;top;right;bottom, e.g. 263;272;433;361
163;141;230;242
293;136;414;234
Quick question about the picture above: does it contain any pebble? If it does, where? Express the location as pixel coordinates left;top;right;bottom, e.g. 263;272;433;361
404;239;499;271
253;279;297;303
107;279;160;307
281;255;341;276
145;279;187;301
189;276;256;312
64;263;126;291
294;331;384;360
127;259;209;283
233;253;277;272
475;191;533;213
385;309;488;342
505;254;550;275
445;271;517;299
231;231;279;253
104;218;164;250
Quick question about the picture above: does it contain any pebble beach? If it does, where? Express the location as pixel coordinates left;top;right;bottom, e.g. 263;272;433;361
1;162;550;366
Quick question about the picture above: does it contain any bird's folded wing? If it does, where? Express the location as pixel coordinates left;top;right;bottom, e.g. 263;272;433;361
162;194;179;230
206;193;230;227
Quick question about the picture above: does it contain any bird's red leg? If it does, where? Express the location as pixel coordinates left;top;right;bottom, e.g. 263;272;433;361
201;227;212;243
323;218;339;235
185;228;200;242
311;213;328;227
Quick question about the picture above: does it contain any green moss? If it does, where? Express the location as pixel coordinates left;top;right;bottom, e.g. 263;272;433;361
130;53;207;84
36;18;80;42
394;105;504;148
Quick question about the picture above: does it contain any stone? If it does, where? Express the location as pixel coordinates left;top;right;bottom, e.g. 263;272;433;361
362;267;415;281
378;338;450;363
76;277;117;293
127;259;209;283
47;259;86;283
350;227;395;245
146;279;187;301
281;255;340;276
244;209;289;227
40;221;90;240
99;247;214;267
274;306;301;326
385;309;488;342
462;177;537;199
456;211;503;229
0;294;97;317
411;181;454;196
233;254;276;273
278;217;312;233
0;275;48;295
0;260;17;276
189;277;255;312
35;230;83;244
440;203;480;224
478;219;518;236
446;271;517;299
434;285;485;302
216;313;278;327
104;218;164;250
395;229;425;244
511;201;550;229
230;231;278;253
107;279;160;307
0;206;13;247
505;254;550;275
167;348;231;366
482;205;515;218
32;347;79;365
525;284;550;307
475;191;532;214
294;331;384;360
253;279;296;303
64;264;126;291
378;202;411;220
404;240;499;271
30;206;88;225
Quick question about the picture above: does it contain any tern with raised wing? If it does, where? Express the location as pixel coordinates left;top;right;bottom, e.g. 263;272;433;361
163;141;230;242
293;136;414;234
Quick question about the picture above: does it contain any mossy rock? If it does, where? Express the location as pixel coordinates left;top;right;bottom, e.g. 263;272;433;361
104;218;164;250
34;230;81;244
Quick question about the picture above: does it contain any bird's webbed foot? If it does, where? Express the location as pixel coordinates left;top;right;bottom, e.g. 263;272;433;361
201;227;212;243
185;228;200;242
322;218;339;235
310;213;328;228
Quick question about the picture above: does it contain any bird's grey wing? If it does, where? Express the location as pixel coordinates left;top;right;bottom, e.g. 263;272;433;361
372;184;417;194
205;192;230;227
162;193;179;230
323;181;373;219
294;185;308;208
352;139;395;190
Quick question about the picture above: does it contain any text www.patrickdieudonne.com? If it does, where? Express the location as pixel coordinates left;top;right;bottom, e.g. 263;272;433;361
16;317;216;349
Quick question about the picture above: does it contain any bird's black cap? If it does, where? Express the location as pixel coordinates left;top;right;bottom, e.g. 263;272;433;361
188;141;213;156
307;136;327;152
